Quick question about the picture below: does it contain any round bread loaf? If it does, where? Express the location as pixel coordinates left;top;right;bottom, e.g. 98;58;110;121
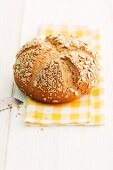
13;34;99;104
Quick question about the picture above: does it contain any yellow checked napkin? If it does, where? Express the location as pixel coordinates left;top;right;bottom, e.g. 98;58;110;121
24;25;104;126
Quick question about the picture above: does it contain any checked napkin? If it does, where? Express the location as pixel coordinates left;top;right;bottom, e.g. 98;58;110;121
24;25;104;126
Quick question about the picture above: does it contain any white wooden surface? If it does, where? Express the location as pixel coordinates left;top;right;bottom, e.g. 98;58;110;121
1;0;113;170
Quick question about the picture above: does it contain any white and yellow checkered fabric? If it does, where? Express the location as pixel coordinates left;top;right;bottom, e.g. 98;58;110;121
24;25;104;126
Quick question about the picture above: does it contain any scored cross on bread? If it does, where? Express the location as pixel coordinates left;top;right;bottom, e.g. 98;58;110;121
13;34;99;104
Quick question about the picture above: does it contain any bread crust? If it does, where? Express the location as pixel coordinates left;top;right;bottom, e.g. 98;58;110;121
13;34;99;104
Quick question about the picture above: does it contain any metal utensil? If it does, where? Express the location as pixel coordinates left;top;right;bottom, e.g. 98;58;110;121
0;97;23;111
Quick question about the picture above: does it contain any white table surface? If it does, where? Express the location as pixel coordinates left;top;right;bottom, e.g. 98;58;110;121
1;0;113;170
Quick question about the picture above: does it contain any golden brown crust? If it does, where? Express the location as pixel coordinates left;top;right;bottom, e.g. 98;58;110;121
13;34;99;104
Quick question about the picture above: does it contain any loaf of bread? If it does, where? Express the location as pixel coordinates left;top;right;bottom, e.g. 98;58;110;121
13;34;99;104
